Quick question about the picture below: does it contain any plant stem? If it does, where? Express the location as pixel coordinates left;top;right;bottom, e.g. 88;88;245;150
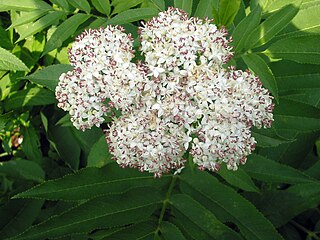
154;175;177;239
290;220;320;240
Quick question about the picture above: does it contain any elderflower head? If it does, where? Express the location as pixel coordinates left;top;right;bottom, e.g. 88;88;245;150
55;7;274;177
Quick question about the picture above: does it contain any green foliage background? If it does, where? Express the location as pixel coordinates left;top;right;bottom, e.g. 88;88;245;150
0;0;320;239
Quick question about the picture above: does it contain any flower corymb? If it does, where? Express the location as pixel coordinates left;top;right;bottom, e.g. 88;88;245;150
55;7;274;177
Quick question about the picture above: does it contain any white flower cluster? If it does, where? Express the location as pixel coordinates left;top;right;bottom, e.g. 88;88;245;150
56;7;274;176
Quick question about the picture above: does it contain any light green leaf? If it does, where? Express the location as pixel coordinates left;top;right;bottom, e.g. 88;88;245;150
244;154;317;184
0;159;44;182
11;188;162;240
87;135;113;168
218;164;260;192
4;87;56;111
245;2;300;49
218;0;241;27
68;0;91;13
22;64;73;91
180;169;284;240
13;164;170;201
231;6;262;53
194;0;214;18
149;0;165;11
161;222;186;240
49;0;69;10
92;0;111;15
107;8;159;25
174;0;193;15
43;13;90;56
242;53;278;101
0;47;29;71
112;0;145;14
264;35;320;64
0;199;44;239
9;10;48;29
273;98;320;131
16;11;65;42
0;0;52;11
278;4;320;38
170;194;242;239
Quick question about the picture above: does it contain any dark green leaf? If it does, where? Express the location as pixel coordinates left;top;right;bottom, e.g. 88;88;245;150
4;87;56;111
218;0;241;27
0;47;29;71
174;0;193;15
11;187;162;240
245;2;300;49
21;64;73;91
92;0;111;15
49;0;69;10
68;0;91;14
107;8;159;25
21;126;43;165
180;169;284;240
13;164;170;201
16;11;65;42
43;13;90;56
273;98;320;131
242;53;278;101
161;221;186;240
87;135;112;167
264;35;320;64
0;199;44;239
171;194;241;240
0;158;44;182
218;164;260;192
252;128;292;148
0;0;52;11
231;6;262;53
243;154;317;184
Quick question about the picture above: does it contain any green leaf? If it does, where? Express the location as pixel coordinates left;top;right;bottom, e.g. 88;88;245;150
242;53;278;101
9;10;48;29
68;0;91;14
16;11;65;42
278;4;320;38
107;8;159;25
43;13;90;56
50;0;70;10
273;98;320;131
21;64;73;91
112;0;145;14
218;0;241;27
231;6;262;53
161;221;186;240
0;47;29;71
87;135;112;168
92;0;111;15
98;221;157;240
252;183;320;227
0;159;44;182
264;35;320;64
0;199;44;239
4;87;56;111
252;128;292;147
243;154;317;184
171;194;242;240
180;169;284;240
218;164;260;192
149;0;165;11
13;164;170;201
194;0;214;18
245;2;300;49
0;0;52;11
21;126;43;165
11;187;162;240
174;0;193;15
